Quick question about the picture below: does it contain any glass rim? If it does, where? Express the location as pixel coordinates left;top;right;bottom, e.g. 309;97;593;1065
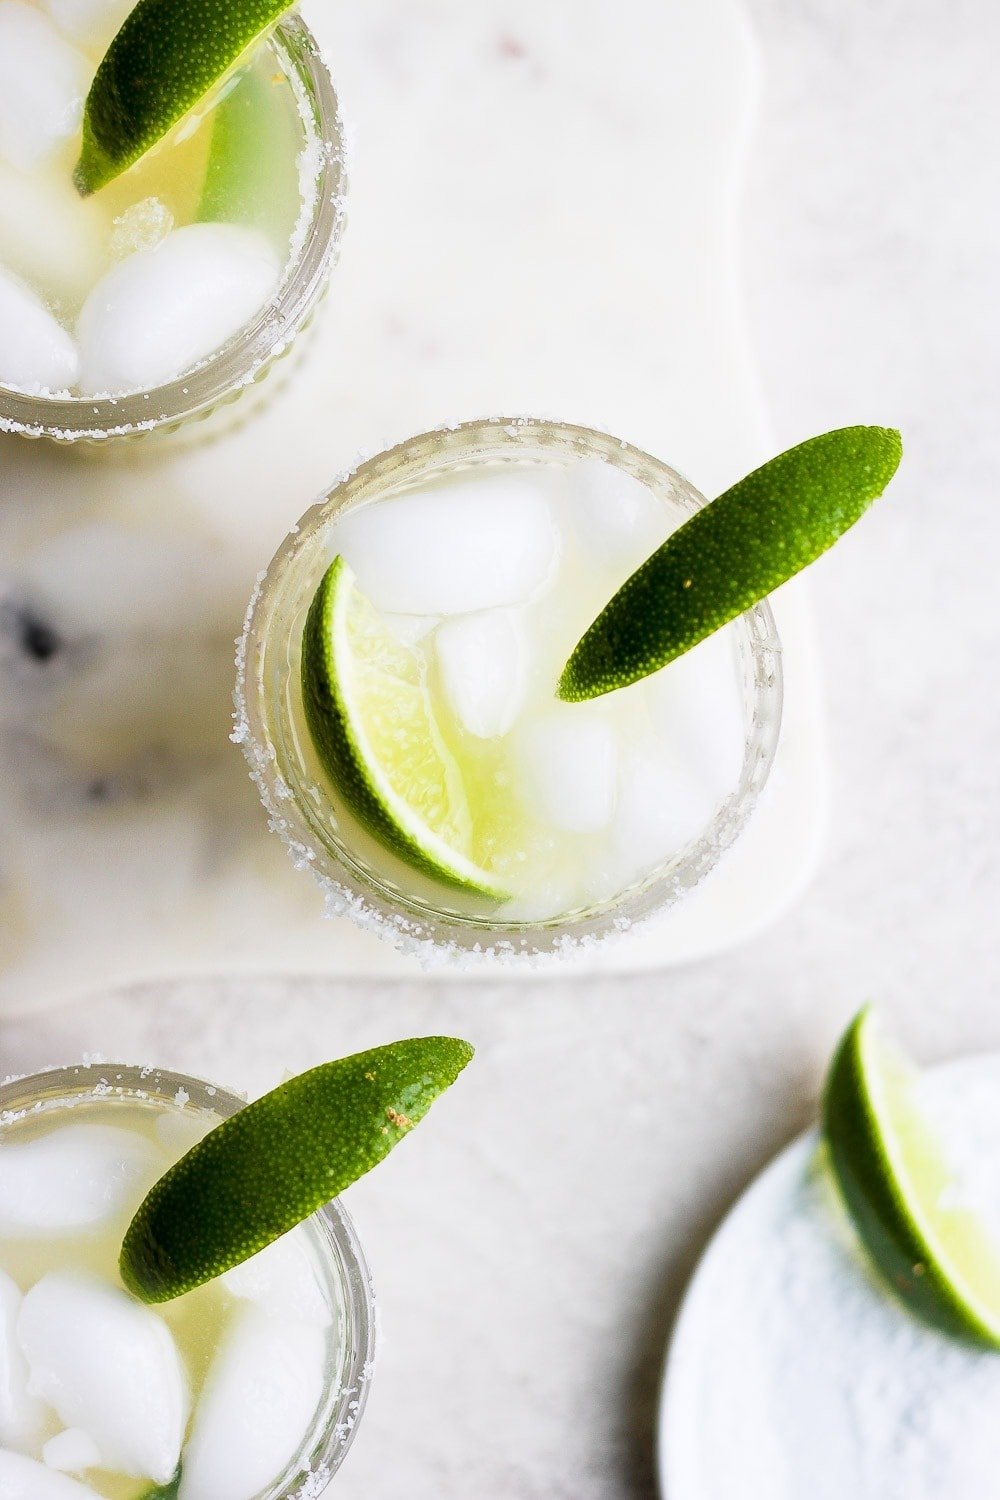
0;14;346;444
235;415;785;967
0;1060;377;1497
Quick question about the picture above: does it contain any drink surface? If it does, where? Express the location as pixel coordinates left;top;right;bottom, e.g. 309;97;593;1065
0;1090;340;1499
0;0;317;397
288;456;749;925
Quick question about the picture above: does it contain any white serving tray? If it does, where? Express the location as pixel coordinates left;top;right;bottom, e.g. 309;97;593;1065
0;0;826;1013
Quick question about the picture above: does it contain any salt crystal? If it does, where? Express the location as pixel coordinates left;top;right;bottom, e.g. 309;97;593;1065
434;609;527;739
0;265;79;393
331;470;560;615
18;1272;188;1483
76;223;281;395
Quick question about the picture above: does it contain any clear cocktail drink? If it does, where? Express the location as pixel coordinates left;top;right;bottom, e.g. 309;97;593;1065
237;419;783;960
0;3;344;439
0;1064;374;1499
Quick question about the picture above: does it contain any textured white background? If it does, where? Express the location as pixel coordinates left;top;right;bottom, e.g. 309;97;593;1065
3;2;1000;1497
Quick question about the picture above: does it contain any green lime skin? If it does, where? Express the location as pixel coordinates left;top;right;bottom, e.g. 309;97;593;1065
558;426;902;702
823;1009;1000;1349
75;0;294;195
120;1037;474;1303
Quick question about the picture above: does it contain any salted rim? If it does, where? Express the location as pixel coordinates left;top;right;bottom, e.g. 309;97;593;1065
234;415;784;968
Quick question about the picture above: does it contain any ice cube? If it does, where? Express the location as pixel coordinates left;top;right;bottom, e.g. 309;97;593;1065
76;223;281;395
565;457;672;572
0;266;79;393
42;0;133;47
644;628;745;796
179;1306;327;1500
566;453;668;570
0;1269;47;1456
383;612;439;648
18;1272;188;1483
0;1450;101;1499
331;470;560;616
0;1124;158;1235
513;705;618;833
434;608;527;739
221;1230;334;1328
0;3;88;170
43;1428;102;1473
610;743;711;882
0;161;107;313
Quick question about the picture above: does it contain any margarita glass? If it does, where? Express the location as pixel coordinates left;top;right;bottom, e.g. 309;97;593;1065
0;1062;375;1498
0;9;345;443
235;418;783;963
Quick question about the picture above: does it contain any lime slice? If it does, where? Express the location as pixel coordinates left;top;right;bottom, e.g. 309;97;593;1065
823;1006;1000;1347
558;426;902;702
301;557;507;899
75;0;294;196
197;66;300;236
121;1037;474;1302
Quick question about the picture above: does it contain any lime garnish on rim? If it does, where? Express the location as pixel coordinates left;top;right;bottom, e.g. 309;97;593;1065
558;426;902;702
75;0;295;195
823;1006;1000;1348
120;1037;474;1303
301;556;508;900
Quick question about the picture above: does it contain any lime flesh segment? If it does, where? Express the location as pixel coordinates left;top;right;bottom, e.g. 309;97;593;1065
120;1038;474;1302
558;425;902;701
823;1006;1000;1348
301;556;507;900
75;0;294;195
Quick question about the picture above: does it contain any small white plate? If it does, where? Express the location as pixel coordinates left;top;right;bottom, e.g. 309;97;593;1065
658;1053;1000;1500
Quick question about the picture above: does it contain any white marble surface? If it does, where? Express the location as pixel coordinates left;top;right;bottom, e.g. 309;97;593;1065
0;0;826;1003
2;2;999;1498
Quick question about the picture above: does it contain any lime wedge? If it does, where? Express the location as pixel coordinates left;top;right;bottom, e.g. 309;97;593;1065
823;1006;1000;1347
197;66;300;236
558;426;902;702
121;1037;474;1302
75;0;294;196
301;557;507;900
